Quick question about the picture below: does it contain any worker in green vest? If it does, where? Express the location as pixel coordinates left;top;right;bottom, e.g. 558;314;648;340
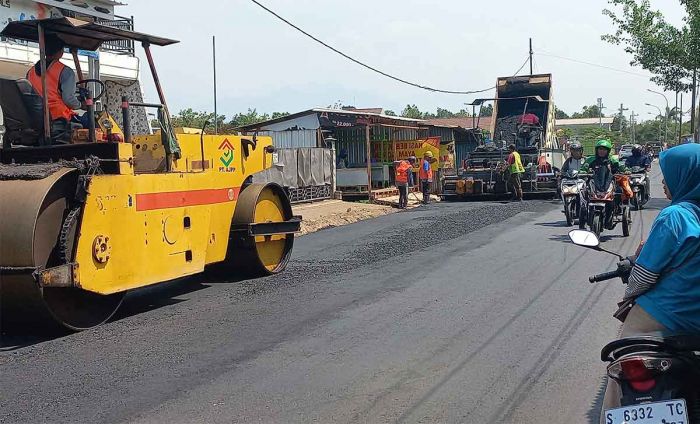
506;144;525;201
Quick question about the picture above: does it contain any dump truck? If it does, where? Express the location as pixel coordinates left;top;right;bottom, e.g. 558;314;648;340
442;74;564;200
0;18;300;330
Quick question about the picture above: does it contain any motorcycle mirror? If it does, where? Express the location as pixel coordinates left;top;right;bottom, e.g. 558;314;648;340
567;229;625;260
568;229;600;247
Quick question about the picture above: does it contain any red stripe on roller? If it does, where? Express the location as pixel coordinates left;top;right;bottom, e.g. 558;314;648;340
136;187;240;211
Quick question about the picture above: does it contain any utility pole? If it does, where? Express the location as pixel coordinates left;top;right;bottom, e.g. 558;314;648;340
212;35;218;134
675;91;679;145
691;69;697;138
618;103;628;134
630;112;638;143
597;98;605;127
679;93;684;144
648;89;669;145
529;38;533;75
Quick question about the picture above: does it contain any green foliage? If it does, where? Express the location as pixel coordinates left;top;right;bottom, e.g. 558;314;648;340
384;110;397;116
401;104;423;119
171;108;288;132
479;104;493;117
571;105;604;119
580;127;621;147
603;0;700;92
400;105;472;119
555;108;570;119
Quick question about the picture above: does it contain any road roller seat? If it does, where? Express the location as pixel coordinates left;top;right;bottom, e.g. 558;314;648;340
0;78;41;146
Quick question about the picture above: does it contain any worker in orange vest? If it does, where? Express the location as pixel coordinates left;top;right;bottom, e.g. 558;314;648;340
419;151;436;204
26;35;89;136
395;156;416;209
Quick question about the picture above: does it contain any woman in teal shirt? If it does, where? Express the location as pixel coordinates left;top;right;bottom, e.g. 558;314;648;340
625;143;700;332
602;143;700;418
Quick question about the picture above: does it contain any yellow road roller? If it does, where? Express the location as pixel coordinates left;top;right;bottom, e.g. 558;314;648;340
0;18;300;330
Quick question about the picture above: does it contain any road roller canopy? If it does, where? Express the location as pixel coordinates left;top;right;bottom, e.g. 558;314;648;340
0;17;178;149
0;17;179;51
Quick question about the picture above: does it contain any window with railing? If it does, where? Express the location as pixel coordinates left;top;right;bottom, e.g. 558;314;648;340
0;12;136;57
96;15;135;56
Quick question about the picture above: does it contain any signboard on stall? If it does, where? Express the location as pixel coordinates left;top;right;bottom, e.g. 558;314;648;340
394;136;441;171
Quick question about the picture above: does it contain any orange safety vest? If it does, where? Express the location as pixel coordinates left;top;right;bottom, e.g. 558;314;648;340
395;160;412;184
27;61;76;121
419;159;433;181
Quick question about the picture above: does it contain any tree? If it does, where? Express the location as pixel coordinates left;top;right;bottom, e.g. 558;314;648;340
229;109;271;128
401;104;423;119
555;108;570;119
171;108;226;130
612;114;629;133
572;105;604;119
479;104;493;117
384;110;397;116
602;0;700;93
435;108;455;118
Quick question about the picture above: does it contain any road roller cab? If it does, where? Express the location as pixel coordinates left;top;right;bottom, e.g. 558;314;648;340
0;18;300;330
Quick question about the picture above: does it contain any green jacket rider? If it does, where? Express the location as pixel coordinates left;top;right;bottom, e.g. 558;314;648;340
580;139;628;174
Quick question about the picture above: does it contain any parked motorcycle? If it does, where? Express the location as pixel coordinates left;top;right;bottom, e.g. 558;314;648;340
560;169;585;226
568;229;700;424
579;166;632;238
629;166;651;210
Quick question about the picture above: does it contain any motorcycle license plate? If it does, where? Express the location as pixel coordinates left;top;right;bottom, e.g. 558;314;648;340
604;399;688;424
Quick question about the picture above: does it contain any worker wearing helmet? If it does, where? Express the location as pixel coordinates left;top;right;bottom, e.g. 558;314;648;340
625;144;652;171
395;156;416;209
506;144;525;201
419;151;436;204
581;139;627;174
561;142;585;175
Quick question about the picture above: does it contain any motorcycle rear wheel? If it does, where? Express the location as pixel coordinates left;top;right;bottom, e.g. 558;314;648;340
633;192;643;211
622;207;631;237
592;214;602;238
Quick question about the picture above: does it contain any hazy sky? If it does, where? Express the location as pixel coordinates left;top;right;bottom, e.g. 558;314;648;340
123;0;687;122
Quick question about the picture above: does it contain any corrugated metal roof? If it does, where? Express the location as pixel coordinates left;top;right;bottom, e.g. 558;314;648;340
424;117;492;130
557;117;615;126
239;108;466;131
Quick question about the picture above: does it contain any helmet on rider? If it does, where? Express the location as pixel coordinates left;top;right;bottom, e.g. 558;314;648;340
632;144;643;157
569;142;583;159
595;139;612;158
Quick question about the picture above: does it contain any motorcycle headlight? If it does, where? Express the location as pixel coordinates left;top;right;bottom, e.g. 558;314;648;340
562;186;578;195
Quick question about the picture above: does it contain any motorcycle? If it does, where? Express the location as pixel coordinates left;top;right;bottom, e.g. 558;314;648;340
560;169;585;226
568;229;700;424
579;165;632;238
629;166;651;210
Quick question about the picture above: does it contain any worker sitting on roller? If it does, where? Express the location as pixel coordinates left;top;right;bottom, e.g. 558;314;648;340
506;144;525;201
395;156;416;209
419;151;437;204
26;35;89;135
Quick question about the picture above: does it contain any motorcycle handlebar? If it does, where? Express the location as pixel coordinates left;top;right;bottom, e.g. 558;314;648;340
589;269;622;283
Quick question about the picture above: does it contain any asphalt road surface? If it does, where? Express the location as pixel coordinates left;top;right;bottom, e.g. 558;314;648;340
0;167;666;424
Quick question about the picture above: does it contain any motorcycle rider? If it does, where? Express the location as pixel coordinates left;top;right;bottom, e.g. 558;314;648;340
581;139;627;175
601;143;700;416
561;142;585;174
624;144;652;171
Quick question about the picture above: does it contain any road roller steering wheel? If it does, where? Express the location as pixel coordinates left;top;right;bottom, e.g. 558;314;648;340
76;79;106;102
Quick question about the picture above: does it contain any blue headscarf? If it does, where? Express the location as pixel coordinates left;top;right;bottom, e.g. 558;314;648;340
659;144;700;204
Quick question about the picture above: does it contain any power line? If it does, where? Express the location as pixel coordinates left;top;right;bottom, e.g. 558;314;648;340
250;0;527;95
534;50;652;78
